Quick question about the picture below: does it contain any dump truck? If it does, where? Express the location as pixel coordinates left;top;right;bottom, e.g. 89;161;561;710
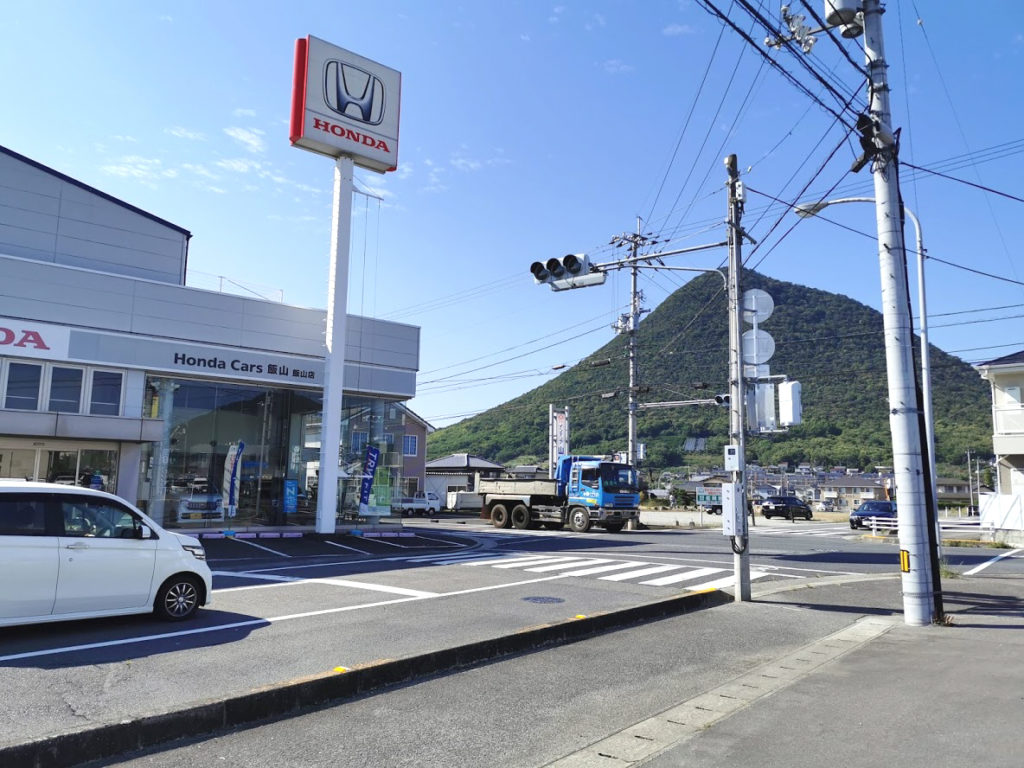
477;454;640;533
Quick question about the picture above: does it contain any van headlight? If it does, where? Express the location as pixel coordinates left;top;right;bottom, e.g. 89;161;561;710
181;543;207;561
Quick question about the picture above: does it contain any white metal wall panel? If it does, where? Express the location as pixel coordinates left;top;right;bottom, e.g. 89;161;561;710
0;150;187;284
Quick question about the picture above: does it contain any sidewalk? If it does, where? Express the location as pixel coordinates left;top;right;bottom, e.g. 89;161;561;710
555;574;1024;768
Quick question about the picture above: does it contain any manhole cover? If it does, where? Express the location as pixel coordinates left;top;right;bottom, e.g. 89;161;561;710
522;596;565;604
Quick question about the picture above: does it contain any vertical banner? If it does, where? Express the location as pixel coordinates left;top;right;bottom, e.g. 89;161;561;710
358;445;380;516
223;441;245;518
283;478;298;516
549;405;570;478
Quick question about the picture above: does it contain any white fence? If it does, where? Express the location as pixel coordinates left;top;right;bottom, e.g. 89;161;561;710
979;492;1024;532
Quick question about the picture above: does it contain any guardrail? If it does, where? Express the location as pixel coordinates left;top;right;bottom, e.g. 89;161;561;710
859;516;982;536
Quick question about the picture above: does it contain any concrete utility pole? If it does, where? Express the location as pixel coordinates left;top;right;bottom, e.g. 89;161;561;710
861;0;938;625
726;154;751;601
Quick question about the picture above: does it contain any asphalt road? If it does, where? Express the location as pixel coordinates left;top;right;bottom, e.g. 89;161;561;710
2;516;1019;766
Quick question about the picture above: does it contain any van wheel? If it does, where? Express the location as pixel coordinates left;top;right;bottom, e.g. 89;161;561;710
154;575;201;621
491;504;512;528
511;504;531;529
569;507;591;533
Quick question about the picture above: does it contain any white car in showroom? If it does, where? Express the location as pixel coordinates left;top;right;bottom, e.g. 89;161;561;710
0;480;213;627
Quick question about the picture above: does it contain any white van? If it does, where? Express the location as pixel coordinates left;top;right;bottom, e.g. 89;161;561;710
0;480;213;627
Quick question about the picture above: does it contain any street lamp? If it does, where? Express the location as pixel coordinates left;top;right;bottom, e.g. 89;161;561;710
795;196;942;614
793;197;936;511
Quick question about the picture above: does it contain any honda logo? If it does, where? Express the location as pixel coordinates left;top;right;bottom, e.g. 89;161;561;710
323;60;385;125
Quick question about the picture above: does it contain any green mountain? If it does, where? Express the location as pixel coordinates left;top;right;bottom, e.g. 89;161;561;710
427;271;992;475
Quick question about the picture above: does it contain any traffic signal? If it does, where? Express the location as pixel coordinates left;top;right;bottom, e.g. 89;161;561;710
530;254;606;291
714;393;730;406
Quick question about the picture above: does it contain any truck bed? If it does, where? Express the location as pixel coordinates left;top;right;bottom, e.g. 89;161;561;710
478;477;558;496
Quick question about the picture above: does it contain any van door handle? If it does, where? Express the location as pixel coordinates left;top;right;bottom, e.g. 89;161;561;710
65;542;90;549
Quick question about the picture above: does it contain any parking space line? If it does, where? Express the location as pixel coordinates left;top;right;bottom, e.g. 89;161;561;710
230;538;292;557
409;533;468;547
323;540;377;555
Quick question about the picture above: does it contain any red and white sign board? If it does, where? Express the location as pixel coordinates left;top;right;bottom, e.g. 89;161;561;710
290;36;401;173
0;317;70;360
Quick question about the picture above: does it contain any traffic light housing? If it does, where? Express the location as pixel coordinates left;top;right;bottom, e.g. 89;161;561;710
714;393;730;406
530;254;607;291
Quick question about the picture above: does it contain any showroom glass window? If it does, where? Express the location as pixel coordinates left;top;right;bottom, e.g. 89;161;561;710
48;366;83;413
4;362;41;410
89;371;123;415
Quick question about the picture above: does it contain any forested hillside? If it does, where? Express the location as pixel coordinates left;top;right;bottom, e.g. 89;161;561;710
427;271;992;474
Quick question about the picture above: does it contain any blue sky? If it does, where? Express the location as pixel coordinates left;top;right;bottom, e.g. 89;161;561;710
2;1;1023;429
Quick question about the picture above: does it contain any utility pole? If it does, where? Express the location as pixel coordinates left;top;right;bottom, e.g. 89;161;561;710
611;222;653;469
861;0;938;624
726;154;750;601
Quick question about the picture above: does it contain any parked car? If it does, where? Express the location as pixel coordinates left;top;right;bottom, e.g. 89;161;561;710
761;495;813;520
0;480;213;627
396;491;441;516
849;499;897;529
177;479;224;522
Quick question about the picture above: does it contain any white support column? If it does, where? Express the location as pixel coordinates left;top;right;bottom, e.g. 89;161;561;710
316;155;355;534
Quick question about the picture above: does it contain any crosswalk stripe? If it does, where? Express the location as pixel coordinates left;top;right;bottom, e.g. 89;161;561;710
599;563;686;581
524;558;611;573
490;556;579;569
640;567;724;586
558;561;650;577
687;570;773;591
465;554;569;567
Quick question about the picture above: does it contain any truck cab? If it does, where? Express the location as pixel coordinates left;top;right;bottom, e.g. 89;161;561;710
556;455;640;532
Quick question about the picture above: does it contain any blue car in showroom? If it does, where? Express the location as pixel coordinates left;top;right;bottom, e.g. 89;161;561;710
849;499;897;530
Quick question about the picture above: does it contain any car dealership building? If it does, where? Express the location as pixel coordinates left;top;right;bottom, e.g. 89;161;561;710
0;145;421;530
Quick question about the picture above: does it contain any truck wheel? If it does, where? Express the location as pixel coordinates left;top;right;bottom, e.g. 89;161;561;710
511;504;530;529
491;504;512;528
604;522;625;533
568;507;591;533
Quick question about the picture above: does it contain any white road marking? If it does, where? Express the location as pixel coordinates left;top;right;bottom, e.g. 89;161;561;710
524;558;612;573
599;564;686;581
490;556;579;569
557;561;650;577
230;537;292;557
640;567;725;586
0;574;570;663
210;570;438;598
963;548;1023;576
687;570;773;590
323;539;376;555
409;533;468;547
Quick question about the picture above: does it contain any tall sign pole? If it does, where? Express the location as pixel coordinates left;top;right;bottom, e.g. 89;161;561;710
290;36;402;534
726;155;750;601
862;0;937;625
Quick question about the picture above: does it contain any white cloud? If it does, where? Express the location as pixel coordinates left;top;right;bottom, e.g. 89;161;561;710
112;135;137;143
549;5;565;23
233;108;257;117
663;23;695;36
224;126;267;154
585;14;606;31
166;126;206;141
216;158;262;173
100;155;178;184
182;163;220;180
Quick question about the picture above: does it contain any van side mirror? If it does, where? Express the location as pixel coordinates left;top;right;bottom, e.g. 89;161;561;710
139;525;153;539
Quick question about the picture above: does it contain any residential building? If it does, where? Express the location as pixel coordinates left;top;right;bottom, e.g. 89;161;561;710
975;351;1024;535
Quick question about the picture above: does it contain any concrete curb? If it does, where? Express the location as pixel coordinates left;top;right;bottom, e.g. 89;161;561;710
2;589;730;768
